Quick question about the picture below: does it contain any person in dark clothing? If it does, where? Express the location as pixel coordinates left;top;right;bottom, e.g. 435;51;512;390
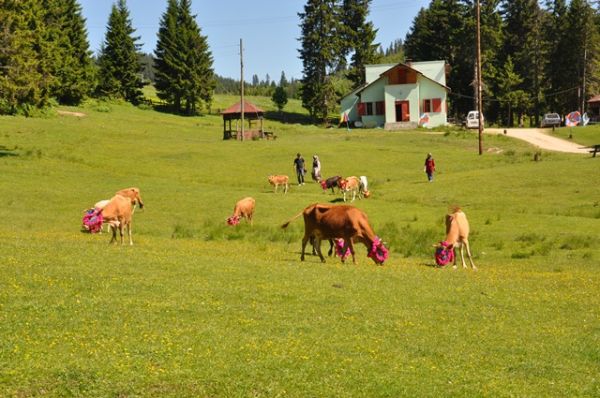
424;153;436;182
294;153;306;185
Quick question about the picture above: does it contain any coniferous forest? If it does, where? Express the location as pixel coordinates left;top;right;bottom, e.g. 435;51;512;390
1;0;599;124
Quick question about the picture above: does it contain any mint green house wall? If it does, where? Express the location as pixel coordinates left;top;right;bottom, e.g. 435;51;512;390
360;78;386;127
417;76;447;126
384;83;419;123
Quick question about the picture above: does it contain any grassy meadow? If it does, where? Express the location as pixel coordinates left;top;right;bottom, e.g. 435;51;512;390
0;98;599;397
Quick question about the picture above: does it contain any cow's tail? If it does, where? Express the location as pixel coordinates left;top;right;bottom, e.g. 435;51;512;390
281;211;303;229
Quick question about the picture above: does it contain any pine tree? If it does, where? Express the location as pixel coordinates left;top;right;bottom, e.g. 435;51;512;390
154;0;183;110
45;0;94;105
154;0;214;114
176;0;214;115
298;0;343;122
497;56;531;126
0;0;45;114
97;0;143;103
272;86;288;112
279;71;288;87
500;0;546;125
342;0;380;86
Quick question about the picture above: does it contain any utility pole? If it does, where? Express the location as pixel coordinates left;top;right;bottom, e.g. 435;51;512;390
240;38;245;141
476;0;483;155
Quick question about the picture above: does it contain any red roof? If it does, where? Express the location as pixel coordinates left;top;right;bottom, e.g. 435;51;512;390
221;100;264;115
587;95;600;103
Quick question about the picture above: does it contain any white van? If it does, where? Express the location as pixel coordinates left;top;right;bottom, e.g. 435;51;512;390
464;111;484;129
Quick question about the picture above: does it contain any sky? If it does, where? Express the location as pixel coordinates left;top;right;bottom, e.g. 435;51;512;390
79;0;430;82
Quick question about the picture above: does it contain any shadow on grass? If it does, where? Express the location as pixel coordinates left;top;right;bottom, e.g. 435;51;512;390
264;110;313;125
0;146;18;158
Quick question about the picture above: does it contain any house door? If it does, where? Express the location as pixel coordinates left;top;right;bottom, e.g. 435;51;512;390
395;101;410;122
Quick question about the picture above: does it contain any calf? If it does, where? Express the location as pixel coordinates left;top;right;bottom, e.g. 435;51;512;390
436;208;476;270
281;203;388;265
268;175;289;194
339;176;361;202
227;197;256;225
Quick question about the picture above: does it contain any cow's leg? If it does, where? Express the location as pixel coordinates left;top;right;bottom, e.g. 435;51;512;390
284;183;288;194
351;190;356;202
452;247;458;270
348;240;356;264
274;185;278;193
459;243;467;268
127;222;133;246
327;239;334;257
118;222;124;245
314;237;326;263
301;235;309;261
109;224;117;244
464;240;476;270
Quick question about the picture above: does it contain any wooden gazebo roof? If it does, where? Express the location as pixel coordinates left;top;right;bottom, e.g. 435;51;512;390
221;100;265;121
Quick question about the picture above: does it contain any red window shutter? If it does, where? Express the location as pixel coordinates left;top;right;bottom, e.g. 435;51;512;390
432;98;442;113
357;102;366;116
376;101;385;115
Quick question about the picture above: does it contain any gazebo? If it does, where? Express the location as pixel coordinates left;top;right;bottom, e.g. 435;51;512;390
588;95;600;122
221;100;265;140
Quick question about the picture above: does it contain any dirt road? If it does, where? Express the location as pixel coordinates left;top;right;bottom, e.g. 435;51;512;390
485;128;588;154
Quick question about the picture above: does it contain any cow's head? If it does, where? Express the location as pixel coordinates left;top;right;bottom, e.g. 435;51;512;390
131;188;144;209
227;215;240;226
434;241;454;266
367;237;389;265
338;179;348;190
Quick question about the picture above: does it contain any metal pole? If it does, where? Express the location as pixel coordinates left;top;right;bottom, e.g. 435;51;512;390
476;0;483;155
240;38;244;141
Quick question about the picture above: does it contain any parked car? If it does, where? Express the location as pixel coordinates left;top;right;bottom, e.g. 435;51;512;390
463;110;484;129
540;113;561;128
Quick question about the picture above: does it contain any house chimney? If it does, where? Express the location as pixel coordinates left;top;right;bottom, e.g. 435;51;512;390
405;58;413;67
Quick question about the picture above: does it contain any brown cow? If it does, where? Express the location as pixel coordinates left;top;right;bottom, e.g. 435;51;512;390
228;197;255;225
100;194;138;245
437;208;476;270
281;203;388;265
268;175;289;194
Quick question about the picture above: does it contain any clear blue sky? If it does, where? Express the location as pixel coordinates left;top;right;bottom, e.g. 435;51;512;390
80;0;430;81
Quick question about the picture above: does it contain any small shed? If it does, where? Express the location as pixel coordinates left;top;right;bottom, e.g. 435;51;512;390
221;100;265;140
587;95;600;122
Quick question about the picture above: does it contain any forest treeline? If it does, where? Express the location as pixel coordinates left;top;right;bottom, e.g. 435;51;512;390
1;0;598;124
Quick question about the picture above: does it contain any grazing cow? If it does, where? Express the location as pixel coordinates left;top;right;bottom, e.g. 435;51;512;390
90;188;144;233
100;195;136;245
320;175;343;193
268;175;289;194
281;203;388;265
339;176;361;202
227;197;256;225
435;208;476;270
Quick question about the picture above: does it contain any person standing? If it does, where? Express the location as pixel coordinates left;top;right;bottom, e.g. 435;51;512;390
294;153;306;185
424;153;436;182
311;155;321;182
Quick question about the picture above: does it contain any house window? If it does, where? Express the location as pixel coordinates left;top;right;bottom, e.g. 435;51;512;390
432;98;442;113
376;101;385;115
423;99;432;113
366;102;373;116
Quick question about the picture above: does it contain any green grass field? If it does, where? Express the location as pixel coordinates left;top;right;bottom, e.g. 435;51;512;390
1;99;599;397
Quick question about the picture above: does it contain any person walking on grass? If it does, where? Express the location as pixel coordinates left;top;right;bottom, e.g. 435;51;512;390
424;153;436;182
294;153;306;185
311;155;321;182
